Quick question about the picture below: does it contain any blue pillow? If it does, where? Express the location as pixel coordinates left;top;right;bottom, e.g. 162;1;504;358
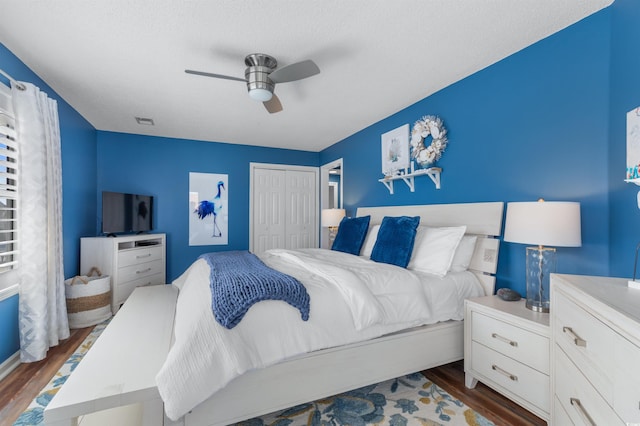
331;215;371;255
370;216;421;268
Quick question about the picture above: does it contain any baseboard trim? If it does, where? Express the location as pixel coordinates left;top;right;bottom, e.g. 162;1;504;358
0;351;20;382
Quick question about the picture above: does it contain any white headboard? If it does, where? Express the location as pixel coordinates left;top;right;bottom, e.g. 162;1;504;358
355;202;504;296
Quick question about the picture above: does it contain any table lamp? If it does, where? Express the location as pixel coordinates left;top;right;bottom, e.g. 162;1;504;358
504;199;581;312
321;208;345;246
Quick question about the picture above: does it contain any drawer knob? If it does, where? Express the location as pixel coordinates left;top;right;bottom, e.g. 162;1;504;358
136;267;152;274
491;364;518;381
570;398;596;426
491;332;518;347
562;326;587;347
136;253;152;259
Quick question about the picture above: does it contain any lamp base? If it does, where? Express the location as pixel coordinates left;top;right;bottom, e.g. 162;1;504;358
525;246;555;313
525;300;550;313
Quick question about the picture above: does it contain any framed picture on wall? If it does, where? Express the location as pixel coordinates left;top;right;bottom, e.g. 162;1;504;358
189;172;228;246
381;124;409;176
627;107;640;181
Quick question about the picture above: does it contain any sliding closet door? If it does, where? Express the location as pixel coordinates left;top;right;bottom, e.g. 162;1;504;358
250;163;318;254
285;170;316;249
252;167;287;253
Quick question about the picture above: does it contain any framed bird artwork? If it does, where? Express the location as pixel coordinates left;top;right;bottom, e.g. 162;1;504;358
189;172;229;246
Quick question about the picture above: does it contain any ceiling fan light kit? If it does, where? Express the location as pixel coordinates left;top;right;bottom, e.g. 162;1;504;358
185;52;320;113
244;55;276;102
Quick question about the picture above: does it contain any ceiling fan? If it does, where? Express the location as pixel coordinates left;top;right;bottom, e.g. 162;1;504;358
185;53;320;113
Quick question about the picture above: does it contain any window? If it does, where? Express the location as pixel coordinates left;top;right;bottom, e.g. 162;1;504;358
0;83;18;288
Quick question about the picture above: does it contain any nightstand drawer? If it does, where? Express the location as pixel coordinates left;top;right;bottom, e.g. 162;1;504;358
471;341;549;413
555;344;624;425
471;311;549;374
553;290;614;402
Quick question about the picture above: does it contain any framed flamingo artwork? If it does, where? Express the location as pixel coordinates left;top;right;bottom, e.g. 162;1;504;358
189;172;229;246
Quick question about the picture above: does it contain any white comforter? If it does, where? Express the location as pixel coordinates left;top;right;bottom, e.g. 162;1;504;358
155;248;484;420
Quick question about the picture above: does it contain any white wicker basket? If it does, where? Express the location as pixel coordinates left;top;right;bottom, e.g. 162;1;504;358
65;267;112;329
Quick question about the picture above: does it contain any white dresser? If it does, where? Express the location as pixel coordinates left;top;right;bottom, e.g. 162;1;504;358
464;295;550;421
80;233;166;313
551;274;640;425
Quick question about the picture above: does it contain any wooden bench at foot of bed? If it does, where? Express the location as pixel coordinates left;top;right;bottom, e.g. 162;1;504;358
44;284;177;426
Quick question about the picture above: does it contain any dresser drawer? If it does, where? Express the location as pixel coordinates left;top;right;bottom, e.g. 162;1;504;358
470;341;549;413
613;332;640;423
553;395;573;426
118;246;163;268
555;344;623;425
118;259;164;284
553;290;614;402
113;273;165;307
471;311;549;374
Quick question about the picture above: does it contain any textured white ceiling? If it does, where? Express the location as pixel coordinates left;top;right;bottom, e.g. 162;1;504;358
0;0;612;152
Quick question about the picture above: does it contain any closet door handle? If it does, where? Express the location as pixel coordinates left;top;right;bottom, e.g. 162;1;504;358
491;333;518;347
563;326;587;347
570;398;596;426
492;364;517;381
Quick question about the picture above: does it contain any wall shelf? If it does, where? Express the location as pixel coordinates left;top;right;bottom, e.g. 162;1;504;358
379;166;441;194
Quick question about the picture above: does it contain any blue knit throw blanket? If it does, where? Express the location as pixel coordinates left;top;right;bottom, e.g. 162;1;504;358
199;251;310;329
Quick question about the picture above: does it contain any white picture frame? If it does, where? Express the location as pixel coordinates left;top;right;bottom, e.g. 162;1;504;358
381;124;409;176
189;172;228;246
627;107;640;181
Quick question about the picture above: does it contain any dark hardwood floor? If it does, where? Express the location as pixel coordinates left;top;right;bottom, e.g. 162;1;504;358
0;326;93;426
0;331;545;426
423;360;546;426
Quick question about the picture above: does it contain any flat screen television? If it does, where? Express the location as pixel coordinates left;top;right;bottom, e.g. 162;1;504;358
101;191;153;235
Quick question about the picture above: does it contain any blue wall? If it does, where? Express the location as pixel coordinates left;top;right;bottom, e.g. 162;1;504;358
0;43;97;364
96;132;319;281
2;2;634;367
609;0;640;277
321;10;612;296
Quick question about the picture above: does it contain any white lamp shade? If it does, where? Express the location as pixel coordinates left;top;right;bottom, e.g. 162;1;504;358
504;201;581;247
321;208;345;228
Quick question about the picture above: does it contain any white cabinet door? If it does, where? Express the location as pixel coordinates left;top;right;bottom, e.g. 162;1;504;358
251;164;317;254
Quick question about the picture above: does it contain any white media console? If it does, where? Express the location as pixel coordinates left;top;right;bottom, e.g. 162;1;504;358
80;233;166;313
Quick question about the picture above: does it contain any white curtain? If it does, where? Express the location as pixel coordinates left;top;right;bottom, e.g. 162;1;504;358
12;82;69;362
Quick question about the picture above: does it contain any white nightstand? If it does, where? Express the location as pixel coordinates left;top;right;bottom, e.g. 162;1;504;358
464;295;550;421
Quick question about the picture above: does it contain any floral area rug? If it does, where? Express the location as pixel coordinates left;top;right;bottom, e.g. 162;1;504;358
13;319;110;426
234;373;495;426
14;320;493;426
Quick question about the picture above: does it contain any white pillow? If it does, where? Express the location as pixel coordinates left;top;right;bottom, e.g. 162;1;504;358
407;226;466;277
359;224;380;257
449;235;478;272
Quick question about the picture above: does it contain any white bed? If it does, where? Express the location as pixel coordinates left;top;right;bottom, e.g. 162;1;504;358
44;201;504;426
165;201;504;426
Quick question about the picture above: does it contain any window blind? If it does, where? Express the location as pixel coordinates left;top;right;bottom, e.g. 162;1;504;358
0;83;18;275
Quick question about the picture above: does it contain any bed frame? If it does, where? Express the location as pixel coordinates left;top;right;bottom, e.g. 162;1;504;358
44;202;503;426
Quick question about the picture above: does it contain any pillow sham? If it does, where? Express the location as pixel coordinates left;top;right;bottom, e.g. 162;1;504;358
359;224;380;257
449;235;478;272
407;226;466;277
331;215;370;255
370;216;420;268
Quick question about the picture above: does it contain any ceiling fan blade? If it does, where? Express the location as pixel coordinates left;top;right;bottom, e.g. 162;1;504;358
268;60;320;83
263;94;283;114
185;69;246;82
